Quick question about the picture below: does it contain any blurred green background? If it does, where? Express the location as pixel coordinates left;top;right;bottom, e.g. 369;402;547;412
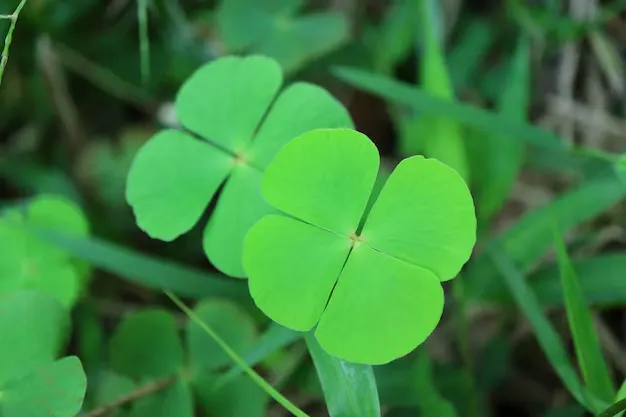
2;0;626;416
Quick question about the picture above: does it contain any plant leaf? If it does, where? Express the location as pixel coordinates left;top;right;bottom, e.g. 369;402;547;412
244;215;351;331
413;348;457;417
195;373;268;417
127;378;193;417
216;323;301;388
125;129;232;241
0;291;68;386
0;195;89;307
487;247;607;413
250;82;354;169
333;66;567;151
258;12;349;73
110;309;184;381
362;156;476;281
176;55;282;153
187;299;257;372
167;292;310;417
418;0;469;180
32;229;250;301
554;230;614;401
315;244;443;364
262;128;379;235
203;165;271;278
0;356;86;417
468;173;624;301
472;35;530;221
305;332;381;417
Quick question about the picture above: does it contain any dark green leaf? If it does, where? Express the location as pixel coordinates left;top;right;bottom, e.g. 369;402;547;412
554;231;614;401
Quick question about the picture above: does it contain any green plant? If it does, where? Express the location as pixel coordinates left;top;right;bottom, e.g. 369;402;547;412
213;0;349;73
0;0;27;87
244;128;476;364
0;194;90;307
126;55;352;278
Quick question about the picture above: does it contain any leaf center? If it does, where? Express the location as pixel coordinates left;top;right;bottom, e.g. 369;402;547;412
232;149;249;166
348;232;364;248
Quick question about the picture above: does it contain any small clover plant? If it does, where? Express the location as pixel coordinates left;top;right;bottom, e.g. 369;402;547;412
243;128;477;364
0;291;86;417
126;55;352;278
0;195;90;308
105;300;266;417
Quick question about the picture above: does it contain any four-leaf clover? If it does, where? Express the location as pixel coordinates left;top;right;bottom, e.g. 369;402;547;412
243;128;476;364
126;55;353;278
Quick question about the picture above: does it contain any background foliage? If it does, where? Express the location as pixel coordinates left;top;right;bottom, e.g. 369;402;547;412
2;0;626;416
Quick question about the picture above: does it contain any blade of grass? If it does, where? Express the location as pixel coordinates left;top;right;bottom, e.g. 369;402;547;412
554;226;615;402
32;228;249;301
485;252;626;308
0;0;28;87
166;292;310;417
473;35;530;222
214;324;302;389
413;348;457;417
468;172;625;301
137;0;150;86
305;333;381;417
486;246;608;413
416;0;468;180
334;66;619;166
448;18;493;87
599;398;626;417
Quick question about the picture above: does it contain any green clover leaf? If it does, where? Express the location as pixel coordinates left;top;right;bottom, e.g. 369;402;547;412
216;0;349;73
126;55;352;278
0;195;90;308
243;128;476;364
0;356;87;417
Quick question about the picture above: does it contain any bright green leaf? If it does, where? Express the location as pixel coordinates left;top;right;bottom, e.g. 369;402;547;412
362;156;476;281
249;83;353;169
110;310;184;381
245;215;351;331
305;332;381;417
316;245;444;364
0;291;68;386
176;55;282;153
0;356;86;417
125;129;232;241
554;230;614;401
244;129;476;364
203;165;271;278
187;299;257;372
262;128;379;235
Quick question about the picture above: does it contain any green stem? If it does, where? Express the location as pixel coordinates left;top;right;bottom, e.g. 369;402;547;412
165;291;310;417
0;0;28;87
453;277;478;417
597;398;626;417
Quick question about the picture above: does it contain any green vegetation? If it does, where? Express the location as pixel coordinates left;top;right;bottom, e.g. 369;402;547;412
2;0;626;416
